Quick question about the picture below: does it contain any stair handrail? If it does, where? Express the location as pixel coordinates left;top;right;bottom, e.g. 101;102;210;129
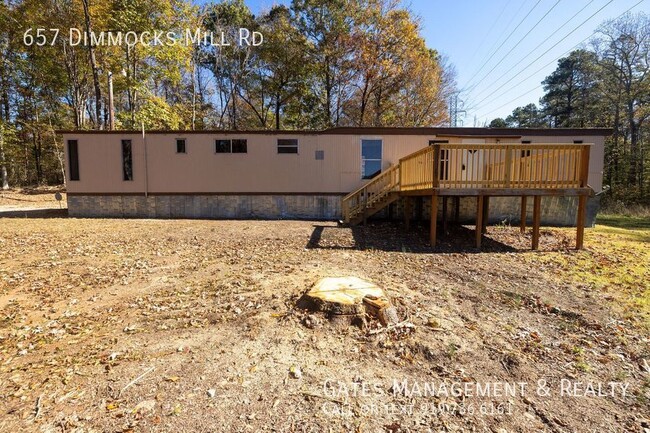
342;164;400;222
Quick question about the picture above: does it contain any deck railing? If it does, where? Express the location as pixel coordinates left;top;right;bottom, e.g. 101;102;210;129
342;164;399;222
400;143;591;192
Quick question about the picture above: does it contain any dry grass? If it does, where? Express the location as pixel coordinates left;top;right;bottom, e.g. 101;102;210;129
0;202;648;432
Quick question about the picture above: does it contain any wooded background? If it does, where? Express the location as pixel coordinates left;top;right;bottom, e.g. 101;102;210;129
0;1;647;207
489;13;649;206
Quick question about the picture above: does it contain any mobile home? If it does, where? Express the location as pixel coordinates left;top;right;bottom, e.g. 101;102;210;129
60;127;610;247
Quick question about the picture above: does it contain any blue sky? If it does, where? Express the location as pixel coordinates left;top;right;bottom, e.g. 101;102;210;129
206;0;648;125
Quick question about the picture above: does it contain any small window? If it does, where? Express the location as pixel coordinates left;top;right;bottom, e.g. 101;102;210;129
573;140;583;144
315;150;324;160
176;138;186;153
278;139;298;154
68;140;79;181
216;139;231;153
521;140;531;144
232;139;247;153
122;140;133;181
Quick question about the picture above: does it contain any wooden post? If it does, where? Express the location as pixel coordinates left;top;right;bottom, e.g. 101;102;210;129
416;197;424;222
430;144;441;248
362;192;368;226
576;144;591;250
430;194;438;247
520;196;527;233
576;195;586;250
454;197;460;222
504;145;513;187
532;196;541;250
481;196;489;234
442;196;448;233
476;196;484;249
404;197;411;231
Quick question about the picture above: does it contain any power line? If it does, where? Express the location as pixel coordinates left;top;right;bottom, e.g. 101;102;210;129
463;0;562;99
474;0;646;120
464;0;515;68
470;0;616;114
466;0;596;107
461;0;542;92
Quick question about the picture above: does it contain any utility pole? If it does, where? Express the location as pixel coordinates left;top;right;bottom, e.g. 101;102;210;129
449;92;466;127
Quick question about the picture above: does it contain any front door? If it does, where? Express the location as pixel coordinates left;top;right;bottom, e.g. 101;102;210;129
361;139;382;179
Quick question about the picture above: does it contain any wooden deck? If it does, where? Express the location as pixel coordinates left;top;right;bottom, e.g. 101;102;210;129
342;142;592;250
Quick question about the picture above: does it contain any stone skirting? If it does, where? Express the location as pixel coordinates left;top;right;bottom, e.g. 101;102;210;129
67;194;342;220
383;195;600;227
67;193;599;227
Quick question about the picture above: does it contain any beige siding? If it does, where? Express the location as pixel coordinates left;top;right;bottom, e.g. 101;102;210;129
63;132;605;194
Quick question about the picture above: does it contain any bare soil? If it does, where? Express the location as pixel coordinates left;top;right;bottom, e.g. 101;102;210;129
0;198;648;432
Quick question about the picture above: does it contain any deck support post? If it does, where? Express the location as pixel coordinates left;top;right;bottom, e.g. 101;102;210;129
454;197;460;223
576;195;587;250
442;196;448;233
520;196;527;233
404;197;411;231
476;196;484;249
576;144;591;250
481;196;489;234
363;204;368;226
532;196;541;250
430;194;438;247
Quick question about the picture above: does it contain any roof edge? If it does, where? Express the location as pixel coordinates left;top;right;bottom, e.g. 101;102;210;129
56;126;614;136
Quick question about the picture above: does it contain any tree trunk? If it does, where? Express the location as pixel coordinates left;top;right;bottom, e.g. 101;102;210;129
274;93;281;130
0;125;9;190
82;0;102;130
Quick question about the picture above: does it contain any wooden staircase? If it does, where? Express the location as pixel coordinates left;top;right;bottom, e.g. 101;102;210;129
342;165;400;225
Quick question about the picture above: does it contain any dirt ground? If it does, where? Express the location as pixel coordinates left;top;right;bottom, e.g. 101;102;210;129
0;193;648;433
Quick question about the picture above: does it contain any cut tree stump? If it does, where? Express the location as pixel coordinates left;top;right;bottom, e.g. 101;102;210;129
297;277;398;326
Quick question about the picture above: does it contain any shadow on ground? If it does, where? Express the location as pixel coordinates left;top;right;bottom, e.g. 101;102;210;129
306;222;521;253
0;208;68;218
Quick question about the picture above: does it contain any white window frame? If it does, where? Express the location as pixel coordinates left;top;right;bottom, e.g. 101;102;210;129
360;137;383;180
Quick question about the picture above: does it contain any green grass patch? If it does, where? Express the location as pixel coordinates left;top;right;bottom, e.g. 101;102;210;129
528;214;650;329
597;213;650;232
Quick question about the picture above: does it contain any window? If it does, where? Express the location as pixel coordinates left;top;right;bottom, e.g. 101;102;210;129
315;150;324;160
232;139;247;153
122;140;133;181
216;139;230;153
573;140;583;144
215;139;247;153
361;139;382;179
278;139;298;154
67;140;79;181
176;138;186;153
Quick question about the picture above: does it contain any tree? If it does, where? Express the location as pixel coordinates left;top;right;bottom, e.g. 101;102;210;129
489;118;507;128
505;104;546;128
541;50;600;127
593;12;649;196
292;0;358;127
257;5;310;130
201;0;257;129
